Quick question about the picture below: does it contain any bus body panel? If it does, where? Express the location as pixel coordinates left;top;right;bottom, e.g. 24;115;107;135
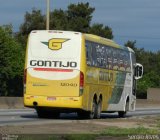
26;69;80;97
24;31;83;108
24;30;141;116
84;34;135;112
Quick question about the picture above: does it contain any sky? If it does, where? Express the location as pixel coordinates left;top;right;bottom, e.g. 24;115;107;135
0;0;160;52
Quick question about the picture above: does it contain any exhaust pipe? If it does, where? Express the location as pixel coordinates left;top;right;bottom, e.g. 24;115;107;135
33;101;38;107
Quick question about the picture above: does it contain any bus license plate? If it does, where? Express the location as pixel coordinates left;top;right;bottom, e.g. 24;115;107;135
47;97;56;101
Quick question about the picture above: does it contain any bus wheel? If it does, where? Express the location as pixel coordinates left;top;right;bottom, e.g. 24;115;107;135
88;99;96;119
118;101;129;118
118;111;126;118
95;100;102;119
77;100;96;119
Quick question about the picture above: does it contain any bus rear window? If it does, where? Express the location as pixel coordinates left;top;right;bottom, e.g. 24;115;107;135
28;32;81;60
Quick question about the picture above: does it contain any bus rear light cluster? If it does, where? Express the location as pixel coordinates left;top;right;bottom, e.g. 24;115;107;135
79;71;84;96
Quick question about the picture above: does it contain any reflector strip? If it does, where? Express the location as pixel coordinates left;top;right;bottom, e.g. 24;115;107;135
33;68;73;72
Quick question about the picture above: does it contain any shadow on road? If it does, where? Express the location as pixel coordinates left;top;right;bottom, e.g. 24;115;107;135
21;112;132;120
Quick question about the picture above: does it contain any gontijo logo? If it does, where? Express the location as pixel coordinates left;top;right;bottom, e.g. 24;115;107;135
42;38;69;50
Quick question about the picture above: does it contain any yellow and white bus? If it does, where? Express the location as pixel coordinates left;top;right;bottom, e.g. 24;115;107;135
24;30;143;118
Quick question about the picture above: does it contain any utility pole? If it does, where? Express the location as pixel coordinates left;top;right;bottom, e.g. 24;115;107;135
46;0;50;30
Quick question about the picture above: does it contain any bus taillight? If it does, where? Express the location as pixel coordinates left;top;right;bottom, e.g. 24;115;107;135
79;71;84;96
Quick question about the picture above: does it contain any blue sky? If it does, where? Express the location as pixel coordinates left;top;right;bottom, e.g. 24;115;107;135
0;0;160;52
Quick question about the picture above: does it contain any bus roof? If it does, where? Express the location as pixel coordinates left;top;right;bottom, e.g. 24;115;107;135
30;30;133;52
84;33;130;52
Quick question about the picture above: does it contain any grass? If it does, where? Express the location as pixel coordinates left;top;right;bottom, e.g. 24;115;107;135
100;126;159;136
156;116;160;129
16;126;159;140
64;134;95;140
15;135;61;140
17;134;95;140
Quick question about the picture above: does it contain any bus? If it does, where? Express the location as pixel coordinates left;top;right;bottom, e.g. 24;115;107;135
24;30;143;119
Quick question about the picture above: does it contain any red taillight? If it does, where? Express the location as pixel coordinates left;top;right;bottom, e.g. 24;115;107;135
24;69;27;85
80;71;84;88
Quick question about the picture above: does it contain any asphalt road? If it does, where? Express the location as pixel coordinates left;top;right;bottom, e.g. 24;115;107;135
0;108;160;126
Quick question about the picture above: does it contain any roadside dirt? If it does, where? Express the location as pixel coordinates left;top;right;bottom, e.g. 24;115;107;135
0;115;159;134
0;115;159;140
0;99;160;140
136;99;160;109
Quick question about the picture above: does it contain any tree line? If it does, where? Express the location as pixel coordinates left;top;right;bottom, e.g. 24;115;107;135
0;2;159;98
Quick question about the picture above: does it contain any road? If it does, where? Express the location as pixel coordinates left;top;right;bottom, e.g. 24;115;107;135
0;108;160;127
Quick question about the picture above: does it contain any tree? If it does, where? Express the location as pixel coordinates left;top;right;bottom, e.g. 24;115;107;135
16;9;45;47
124;40;136;50
20;9;45;34
50;9;68;30
89;23;113;39
0;26;24;96
67;2;95;32
16;2;113;46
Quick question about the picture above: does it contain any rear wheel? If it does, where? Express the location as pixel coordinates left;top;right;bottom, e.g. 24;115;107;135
95;100;102;119
89;100;96;119
77;100;96;119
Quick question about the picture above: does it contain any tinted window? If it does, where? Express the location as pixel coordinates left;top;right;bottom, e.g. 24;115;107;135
85;40;131;72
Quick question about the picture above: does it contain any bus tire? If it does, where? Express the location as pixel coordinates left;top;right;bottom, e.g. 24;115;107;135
118;100;129;118
118;111;126;118
89;99;96;119
95;100;102;119
78;100;96;119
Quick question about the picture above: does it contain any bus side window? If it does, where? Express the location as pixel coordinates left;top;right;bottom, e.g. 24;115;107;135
96;44;101;67
96;44;107;68
131;52;136;72
125;52;131;71
113;48;118;70
104;47;108;69
101;46;107;68
96;44;104;67
91;43;97;66
85;41;92;66
107;47;113;69
119;50;125;70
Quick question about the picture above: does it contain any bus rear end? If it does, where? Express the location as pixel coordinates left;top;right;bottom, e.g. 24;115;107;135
24;30;83;114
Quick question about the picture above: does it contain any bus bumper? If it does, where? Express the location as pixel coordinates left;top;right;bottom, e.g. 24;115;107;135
24;94;83;109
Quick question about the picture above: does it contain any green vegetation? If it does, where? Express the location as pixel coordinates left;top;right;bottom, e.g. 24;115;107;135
17;134;95;140
156;117;160;128
101;126;159;136
0;2;160;96
17;135;60;140
11;126;159;140
63;134;95;140
125;41;160;98
0;25;24;96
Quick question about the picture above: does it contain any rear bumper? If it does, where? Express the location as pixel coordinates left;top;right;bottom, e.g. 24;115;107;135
24;94;82;109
